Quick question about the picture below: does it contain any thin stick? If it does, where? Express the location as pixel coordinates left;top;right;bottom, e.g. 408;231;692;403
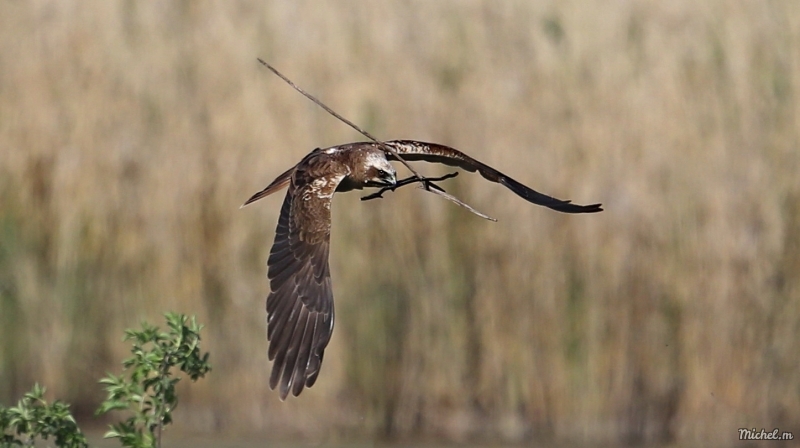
361;172;458;201
419;185;497;221
257;59;422;179
366;174;494;221
258;59;495;221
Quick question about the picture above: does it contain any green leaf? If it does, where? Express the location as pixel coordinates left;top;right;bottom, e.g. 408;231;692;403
91;312;211;447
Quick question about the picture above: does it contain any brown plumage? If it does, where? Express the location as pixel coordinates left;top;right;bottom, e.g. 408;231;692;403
243;140;602;400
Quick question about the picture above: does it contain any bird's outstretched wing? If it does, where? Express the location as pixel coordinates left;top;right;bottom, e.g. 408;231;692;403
265;162;343;400
382;140;603;213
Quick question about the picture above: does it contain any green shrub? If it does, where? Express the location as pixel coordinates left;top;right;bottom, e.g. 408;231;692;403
0;383;88;448
96;313;211;448
1;313;210;448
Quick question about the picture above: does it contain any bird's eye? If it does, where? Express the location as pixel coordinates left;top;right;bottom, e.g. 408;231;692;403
376;169;387;176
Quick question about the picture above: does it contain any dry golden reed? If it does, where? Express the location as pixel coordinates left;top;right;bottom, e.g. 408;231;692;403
1;1;799;445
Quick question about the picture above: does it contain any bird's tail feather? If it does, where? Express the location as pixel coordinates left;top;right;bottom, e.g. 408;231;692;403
241;166;295;207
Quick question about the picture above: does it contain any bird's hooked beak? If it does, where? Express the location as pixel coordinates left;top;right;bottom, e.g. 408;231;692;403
381;170;398;186
369;168;396;187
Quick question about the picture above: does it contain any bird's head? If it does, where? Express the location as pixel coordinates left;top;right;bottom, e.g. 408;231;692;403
362;150;397;188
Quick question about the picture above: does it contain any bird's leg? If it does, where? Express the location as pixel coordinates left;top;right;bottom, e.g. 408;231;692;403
361;172;458;201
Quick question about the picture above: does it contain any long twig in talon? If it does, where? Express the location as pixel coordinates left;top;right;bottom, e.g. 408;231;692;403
256;59;495;221
361;172;459;201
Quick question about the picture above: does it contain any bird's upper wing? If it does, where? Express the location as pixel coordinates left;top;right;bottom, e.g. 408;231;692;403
383;140;603;213
266;159;344;400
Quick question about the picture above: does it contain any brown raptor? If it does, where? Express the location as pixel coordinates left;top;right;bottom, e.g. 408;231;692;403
243;140;602;400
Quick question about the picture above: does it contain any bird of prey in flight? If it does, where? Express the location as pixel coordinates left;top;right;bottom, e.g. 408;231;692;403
243;139;602;400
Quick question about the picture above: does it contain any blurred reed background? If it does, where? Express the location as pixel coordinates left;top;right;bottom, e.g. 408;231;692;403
1;1;799;446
